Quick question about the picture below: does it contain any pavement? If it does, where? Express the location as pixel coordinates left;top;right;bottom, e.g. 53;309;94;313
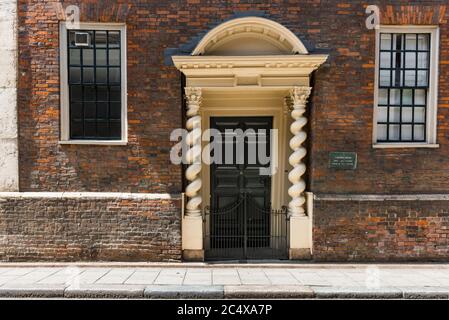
1;263;449;299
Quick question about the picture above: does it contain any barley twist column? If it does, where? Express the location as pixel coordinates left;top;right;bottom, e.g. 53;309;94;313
184;87;203;217
288;87;312;217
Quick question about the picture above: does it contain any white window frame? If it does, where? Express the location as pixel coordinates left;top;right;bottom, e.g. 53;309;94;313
373;25;439;148
59;22;128;145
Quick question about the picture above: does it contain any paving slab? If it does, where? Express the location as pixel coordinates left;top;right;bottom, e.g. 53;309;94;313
10;269;61;285
0;268;35;276
95;269;135;284
71;268;111;285
125;270;161;285
237;269;270;285
224;285;314;299
144;285;224;299
154;269;186;285
64;284;145;299
38;268;84;285
263;269;300;285
183;269;212;285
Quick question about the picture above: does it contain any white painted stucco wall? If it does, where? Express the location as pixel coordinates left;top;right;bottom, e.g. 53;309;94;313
0;0;18;191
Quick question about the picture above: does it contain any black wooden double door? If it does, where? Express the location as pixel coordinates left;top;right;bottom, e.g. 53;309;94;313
208;117;273;259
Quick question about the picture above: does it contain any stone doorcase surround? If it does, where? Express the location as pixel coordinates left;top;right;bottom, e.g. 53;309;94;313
172;17;328;261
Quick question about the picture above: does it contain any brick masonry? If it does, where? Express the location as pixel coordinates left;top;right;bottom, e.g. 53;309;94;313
314;198;449;261
16;0;449;195
11;0;449;261
0;194;182;262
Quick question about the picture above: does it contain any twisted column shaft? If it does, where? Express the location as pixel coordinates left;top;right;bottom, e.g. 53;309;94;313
288;87;312;217
184;87;203;217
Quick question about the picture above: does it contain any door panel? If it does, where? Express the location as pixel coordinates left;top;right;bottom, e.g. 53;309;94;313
210;116;272;210
208;117;273;259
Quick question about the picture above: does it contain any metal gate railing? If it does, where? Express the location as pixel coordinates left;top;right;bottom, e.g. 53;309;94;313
204;193;288;261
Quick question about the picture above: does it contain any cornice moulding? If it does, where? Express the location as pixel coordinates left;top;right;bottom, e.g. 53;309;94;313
172;55;329;71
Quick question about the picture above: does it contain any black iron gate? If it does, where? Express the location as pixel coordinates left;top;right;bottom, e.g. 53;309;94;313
204;193;288;260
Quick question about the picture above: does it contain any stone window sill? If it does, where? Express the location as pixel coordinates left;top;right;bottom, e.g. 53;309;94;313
59;140;128;146
372;143;439;149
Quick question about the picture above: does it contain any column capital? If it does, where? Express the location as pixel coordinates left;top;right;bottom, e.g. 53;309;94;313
289;87;312;108
185;87;202;105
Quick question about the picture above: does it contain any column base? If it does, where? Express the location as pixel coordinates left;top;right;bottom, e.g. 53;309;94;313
183;249;205;262
289;248;312;260
289;215;312;260
182;215;204;261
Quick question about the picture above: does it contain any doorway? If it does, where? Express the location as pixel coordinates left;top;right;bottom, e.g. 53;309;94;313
205;116;288;260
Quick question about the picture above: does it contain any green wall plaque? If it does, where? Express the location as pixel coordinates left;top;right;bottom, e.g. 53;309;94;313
329;152;357;170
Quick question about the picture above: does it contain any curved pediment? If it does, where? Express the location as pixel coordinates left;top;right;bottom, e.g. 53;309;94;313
192;17;308;56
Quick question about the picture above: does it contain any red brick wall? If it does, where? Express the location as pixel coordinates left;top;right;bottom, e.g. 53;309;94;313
14;1;449;262
0;194;182;262
313;197;449;261
309;2;449;194
17;1;449;194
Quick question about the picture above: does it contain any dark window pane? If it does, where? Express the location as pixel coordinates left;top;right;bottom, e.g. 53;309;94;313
97;102;108;119
84;120;96;137
97;121;109;138
68;28;123;140
96;67;108;84
109;49;120;66
83;49;94;65
96;49;107;66
95;31;107;48
69;31;76;47
84;102;96;119
69;49;81;65
84;86;96;101
83;67;94;83
71;103;83;119
71;121;83;137
110;86;121;101
110;102;121;119
108;31;120;48
109;67;120;83
97;86;108;101
110;120;121;138
69;67;81;83
70;85;83;101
